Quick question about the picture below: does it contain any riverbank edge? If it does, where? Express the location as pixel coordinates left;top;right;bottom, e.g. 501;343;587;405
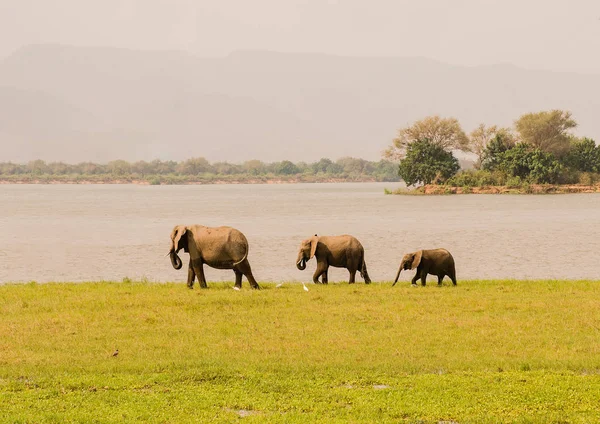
0;176;396;185
2;279;598;286
386;183;600;195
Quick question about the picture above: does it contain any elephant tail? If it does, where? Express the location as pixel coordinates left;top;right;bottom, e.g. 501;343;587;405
360;259;371;284
233;246;249;266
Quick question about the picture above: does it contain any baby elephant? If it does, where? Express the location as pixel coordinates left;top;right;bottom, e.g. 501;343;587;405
393;249;457;287
296;234;371;284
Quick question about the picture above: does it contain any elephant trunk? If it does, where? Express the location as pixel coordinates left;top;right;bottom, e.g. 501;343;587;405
296;255;307;270
170;251;183;270
392;265;402;286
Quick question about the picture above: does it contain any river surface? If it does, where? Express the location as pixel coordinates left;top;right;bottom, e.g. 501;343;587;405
1;183;599;284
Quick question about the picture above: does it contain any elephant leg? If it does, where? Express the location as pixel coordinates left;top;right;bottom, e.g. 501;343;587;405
236;259;260;289
313;262;327;284
191;259;208;289
348;269;357;284
420;269;427;286
234;269;243;289
322;269;328;284
437;275;444;286
411;273;419;286
186;259;196;289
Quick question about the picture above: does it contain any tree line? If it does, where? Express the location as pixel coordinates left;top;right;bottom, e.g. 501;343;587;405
386;111;600;187
0;157;400;183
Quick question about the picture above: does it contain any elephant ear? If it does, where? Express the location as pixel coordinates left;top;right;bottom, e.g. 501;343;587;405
309;235;319;259
171;226;188;252
411;250;423;270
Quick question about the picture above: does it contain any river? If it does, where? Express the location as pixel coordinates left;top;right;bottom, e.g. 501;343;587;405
1;183;599;283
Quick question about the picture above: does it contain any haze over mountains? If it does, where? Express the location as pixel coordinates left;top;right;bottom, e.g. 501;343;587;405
1;44;599;163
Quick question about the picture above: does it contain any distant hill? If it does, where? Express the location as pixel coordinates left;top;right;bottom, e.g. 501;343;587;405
1;44;598;163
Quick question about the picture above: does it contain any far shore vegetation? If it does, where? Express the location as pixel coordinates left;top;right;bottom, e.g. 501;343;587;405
2;280;600;422
385;110;600;194
0;157;399;184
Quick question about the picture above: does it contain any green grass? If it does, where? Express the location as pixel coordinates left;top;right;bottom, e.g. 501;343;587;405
1;280;600;423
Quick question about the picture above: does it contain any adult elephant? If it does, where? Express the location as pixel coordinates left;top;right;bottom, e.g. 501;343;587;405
296;234;371;284
392;248;456;286
169;225;260;289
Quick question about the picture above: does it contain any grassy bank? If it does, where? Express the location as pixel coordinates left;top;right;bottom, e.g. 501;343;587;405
1;280;600;422
386;183;600;195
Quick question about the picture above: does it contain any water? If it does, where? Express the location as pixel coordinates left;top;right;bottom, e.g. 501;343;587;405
1;183;599;284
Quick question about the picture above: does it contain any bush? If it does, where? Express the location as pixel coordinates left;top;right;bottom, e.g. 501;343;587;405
149;176;162;185
506;175;523;188
484;143;562;184
445;170;507;187
563;138;600;172
556;168;581;185
481;134;514;171
578;172;599;186
398;139;460;186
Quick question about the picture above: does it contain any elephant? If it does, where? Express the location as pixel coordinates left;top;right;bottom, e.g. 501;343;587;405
392;248;456;286
296;234;371;284
169;225;260;289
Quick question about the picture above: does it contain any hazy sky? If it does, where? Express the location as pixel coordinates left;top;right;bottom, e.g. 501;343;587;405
1;0;600;72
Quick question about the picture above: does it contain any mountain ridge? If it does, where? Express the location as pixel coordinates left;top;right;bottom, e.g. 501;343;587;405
1;44;598;163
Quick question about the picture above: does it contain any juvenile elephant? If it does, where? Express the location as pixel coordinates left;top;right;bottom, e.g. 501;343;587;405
169;225;260;289
296;234;371;284
393;248;456;286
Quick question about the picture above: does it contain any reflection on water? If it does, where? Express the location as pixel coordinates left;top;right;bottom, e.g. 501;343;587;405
1;183;599;283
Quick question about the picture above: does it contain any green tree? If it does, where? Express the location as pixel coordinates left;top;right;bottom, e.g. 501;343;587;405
273;160;300;175
107;160;131;176
131;161;151;176
488;143;562;183
212;162;241;175
311;158;335;174
514;110;577;157
152;160;177;174
176;157;213;175
386;115;470;160
47;162;71;175
398;139;460;185
27;160;48;175
373;160;400;181
0;162;22;175
563;138;600;172
470;125;515;169
481;133;517;171
336;157;373;175
75;162;104;175
242;160;266;176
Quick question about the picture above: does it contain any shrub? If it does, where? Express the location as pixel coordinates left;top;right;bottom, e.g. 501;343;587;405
578;172;599;186
484;143;562;184
563;138;600;172
398;139;460;186
506;176;523;188
445;170;508;187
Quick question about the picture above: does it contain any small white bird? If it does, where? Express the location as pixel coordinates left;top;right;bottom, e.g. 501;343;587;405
233;286;240;291
275;283;283;288
302;283;309;292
